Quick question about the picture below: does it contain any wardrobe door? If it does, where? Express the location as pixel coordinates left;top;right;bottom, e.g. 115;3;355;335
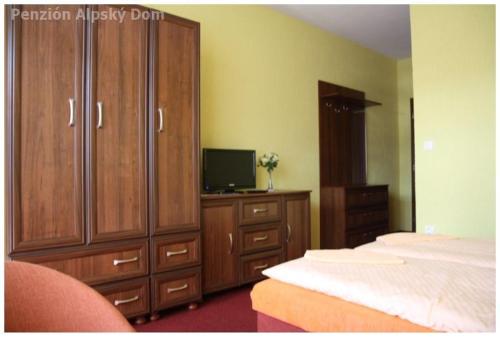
150;14;200;235
7;5;85;252
88;5;148;242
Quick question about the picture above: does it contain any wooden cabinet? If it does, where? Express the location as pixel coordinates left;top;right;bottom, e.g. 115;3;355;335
201;200;239;293
6;5;200;322
284;193;311;260
201;191;310;294
7;5;85;253
320;185;389;249
88;5;148;242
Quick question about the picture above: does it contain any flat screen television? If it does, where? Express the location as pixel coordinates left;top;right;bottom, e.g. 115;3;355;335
203;148;256;192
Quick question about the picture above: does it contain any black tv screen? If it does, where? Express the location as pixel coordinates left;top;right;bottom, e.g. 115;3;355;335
203;148;256;191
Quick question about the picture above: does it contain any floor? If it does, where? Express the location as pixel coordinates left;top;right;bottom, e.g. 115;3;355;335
134;285;257;332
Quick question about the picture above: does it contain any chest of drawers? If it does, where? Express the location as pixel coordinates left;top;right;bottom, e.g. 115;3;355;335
320;185;389;248
201;191;311;294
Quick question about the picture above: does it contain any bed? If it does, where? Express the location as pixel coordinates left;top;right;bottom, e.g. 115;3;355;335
250;234;495;332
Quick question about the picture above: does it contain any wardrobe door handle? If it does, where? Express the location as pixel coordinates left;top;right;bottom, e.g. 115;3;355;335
158;108;164;132
166;248;188;257
97;101;103;128
167;284;188;293
113;256;138;266
68;98;76;127
228;233;233;254
286;224;292;243
114;295;139;306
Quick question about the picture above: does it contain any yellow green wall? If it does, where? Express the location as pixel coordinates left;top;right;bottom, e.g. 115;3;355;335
150;5;400;247
410;5;495;238
397;58;413;231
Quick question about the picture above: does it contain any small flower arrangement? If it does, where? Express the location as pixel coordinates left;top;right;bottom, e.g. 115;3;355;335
258;152;279;191
258;152;279;173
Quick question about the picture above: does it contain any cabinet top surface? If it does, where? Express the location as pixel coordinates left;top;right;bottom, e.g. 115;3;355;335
201;190;311;200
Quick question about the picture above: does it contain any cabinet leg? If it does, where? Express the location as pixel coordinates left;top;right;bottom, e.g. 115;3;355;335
135;316;147;325
149;312;160;321
188;302;198;310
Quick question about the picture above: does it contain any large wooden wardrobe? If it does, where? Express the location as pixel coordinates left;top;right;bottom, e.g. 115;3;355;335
6;5;200;323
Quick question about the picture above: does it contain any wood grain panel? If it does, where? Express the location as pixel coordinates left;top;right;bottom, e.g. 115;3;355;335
239;197;282;226
88;5;148;242
152;267;201;311
152;232;200;273
14;239;149;285
7;5;85;252
95;277;150;318
201;201;239;293
150;14;200;235
239;223;281;255
240;250;282;284
285;194;311;260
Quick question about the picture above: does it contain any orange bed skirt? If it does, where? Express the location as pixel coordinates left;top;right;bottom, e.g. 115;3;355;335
251;279;434;332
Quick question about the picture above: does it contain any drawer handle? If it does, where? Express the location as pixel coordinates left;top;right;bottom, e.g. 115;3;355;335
113;256;139;266
253;235;268;242
253;208;268;214
253;264;269;271
114;295;139;306
166;248;188;257
167;283;188;293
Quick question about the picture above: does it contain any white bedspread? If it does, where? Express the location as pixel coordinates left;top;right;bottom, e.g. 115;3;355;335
262;256;495;332
356;238;495;269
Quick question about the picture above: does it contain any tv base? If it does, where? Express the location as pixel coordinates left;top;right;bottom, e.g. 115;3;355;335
204;189;245;195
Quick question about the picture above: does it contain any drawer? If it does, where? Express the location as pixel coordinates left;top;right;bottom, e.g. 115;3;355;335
239;197;282;225
15;239;148;285
95;277;149;318
239;223;282;255
346;209;388;230
240;249;282;284
152;232;200;273
152;267;201;311
346;187;388;208
346;226;388;248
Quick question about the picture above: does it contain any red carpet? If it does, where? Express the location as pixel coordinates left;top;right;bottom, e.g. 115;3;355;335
135;285;257;332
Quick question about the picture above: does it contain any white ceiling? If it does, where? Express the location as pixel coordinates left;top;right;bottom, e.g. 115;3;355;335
271;5;411;59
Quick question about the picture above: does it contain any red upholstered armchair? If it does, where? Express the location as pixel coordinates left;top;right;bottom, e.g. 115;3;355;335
5;261;135;332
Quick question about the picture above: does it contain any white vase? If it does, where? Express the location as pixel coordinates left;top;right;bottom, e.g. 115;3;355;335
267;170;274;192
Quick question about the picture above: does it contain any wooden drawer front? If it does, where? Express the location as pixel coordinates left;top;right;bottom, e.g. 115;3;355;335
153;232;200;273
346;226;388;248
240;198;281;225
152;267;201;311
239;223;281;255
95;277;149;318
346;209;388;230
346;187;388;208
16;240;148;285
240;250;282;284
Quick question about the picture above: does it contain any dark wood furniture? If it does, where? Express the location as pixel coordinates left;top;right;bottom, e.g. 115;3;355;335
318;81;388;248
5;5;200;323
320;185;389;248
201;191;311;294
